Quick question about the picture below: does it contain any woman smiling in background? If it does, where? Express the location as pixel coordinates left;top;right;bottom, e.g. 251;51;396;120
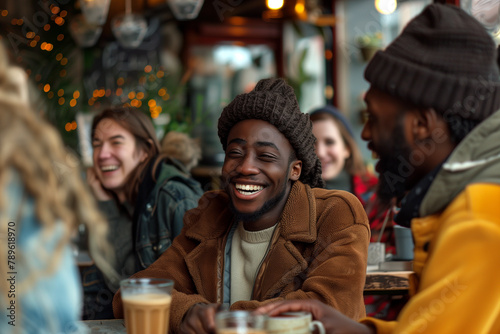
83;107;203;319
310;105;402;319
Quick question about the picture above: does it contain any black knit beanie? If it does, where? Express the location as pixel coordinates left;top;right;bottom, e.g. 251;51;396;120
218;78;324;188
365;4;500;121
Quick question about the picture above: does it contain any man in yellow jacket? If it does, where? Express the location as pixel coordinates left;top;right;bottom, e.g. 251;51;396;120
257;3;500;333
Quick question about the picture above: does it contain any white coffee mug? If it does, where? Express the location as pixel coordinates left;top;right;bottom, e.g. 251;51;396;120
266;311;325;334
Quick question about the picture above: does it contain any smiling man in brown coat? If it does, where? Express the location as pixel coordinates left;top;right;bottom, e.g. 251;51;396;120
113;78;369;333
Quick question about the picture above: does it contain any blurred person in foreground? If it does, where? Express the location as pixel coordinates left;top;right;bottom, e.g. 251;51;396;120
0;43;116;333
257;4;500;333
113;78;370;333
310;106;401;319
83;107;203;319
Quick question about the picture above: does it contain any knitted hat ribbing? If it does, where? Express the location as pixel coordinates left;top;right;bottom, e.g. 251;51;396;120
218;78;324;188
365;4;500;121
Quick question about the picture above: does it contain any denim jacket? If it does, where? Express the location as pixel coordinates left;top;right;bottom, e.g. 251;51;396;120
134;158;203;269
83;159;203;319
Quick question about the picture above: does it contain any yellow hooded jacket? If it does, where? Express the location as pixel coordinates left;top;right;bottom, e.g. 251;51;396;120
362;109;500;333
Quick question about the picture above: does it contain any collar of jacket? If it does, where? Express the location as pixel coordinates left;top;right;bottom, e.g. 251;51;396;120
183;181;317;243
420;109;500;217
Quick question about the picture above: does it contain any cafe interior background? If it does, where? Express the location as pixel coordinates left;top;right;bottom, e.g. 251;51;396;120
1;0;498;186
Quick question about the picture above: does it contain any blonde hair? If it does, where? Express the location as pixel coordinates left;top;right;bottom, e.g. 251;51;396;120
0;43;118;301
160;131;201;170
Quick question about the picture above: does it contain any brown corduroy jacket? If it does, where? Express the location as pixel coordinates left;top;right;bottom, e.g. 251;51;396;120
113;181;369;332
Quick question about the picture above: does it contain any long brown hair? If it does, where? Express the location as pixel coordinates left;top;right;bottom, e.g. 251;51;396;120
91;107;160;204
310;111;368;178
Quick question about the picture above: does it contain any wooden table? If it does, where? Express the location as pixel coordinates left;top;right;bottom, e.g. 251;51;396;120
81;271;414;332
364;270;413;295
82;319;126;333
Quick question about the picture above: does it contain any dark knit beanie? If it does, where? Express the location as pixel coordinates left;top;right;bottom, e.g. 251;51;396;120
365;4;500;121
218;78;324;188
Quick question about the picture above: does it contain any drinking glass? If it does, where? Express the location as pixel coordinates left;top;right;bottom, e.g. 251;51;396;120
120;278;174;334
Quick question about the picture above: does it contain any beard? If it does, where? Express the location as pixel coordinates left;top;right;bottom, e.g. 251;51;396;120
224;165;291;224
376;117;414;208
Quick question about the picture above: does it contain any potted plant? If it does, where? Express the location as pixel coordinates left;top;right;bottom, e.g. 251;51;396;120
356;32;383;62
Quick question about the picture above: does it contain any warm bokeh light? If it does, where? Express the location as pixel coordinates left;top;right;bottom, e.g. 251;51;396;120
116;88;123;96
60;69;66;77
128;91;136;99
57;34;64;41
144;65;152;73
71;121;77;130
295;2;305;14
70;99;77;107
58;89;64;97
117;77;125;86
157;71;164;78
61;58;68;65
325;50;333;60
267;0;284;10
136;92;145;99
148;99;156;107
59;97;65;105
375;0;397;15
60;10;67;18
1;10;8;17
55;17;64;25
30;40;37;47
73;91;80;99
56;53;63;61
26;32;35;39
41;42;53;51
51;6;60;15
43;84;50;92
48;91;54;99
44;24;51;31
65;123;72;131
158;88;166;97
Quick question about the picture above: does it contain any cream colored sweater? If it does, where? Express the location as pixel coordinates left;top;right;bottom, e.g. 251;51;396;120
230;222;277;304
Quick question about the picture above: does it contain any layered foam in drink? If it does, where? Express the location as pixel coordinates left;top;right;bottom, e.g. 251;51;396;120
217;330;267;334
122;293;171;334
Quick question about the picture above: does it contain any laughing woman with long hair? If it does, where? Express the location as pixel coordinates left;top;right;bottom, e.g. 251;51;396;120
83;106;203;319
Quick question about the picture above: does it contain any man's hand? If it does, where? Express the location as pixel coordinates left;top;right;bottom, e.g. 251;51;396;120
86;167;112;201
179;303;220;334
255;300;375;334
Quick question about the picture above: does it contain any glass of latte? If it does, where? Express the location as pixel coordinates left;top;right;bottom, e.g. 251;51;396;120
120;278;174;334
